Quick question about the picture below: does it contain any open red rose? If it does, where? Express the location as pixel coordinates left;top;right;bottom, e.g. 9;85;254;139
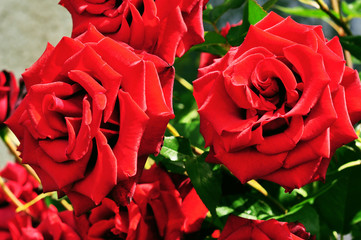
219;215;314;240
6;25;174;215
84;165;207;240
0;70;19;126
194;12;361;191
59;0;208;65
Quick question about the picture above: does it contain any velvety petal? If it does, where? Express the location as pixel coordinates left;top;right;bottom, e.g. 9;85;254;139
301;86;337;141
284;44;331;116
217;148;287;183
182;188;208;233
236;25;295;57
316;36;345;92
265;17;319;51
72;131;117;205
254;11;284;30
193;71;220;108
263;156;323;191
329;86;358;151
257;116;304;154
154;5;187;65
198;76;257;135
140;61;174;155
341;66;361;124
113;91;149;180
283;128;330;169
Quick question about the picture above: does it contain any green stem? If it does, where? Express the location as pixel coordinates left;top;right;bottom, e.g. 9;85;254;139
315;0;352;36
175;74;193;92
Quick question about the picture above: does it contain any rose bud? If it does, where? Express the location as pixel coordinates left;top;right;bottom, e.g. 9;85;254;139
0;70;19;126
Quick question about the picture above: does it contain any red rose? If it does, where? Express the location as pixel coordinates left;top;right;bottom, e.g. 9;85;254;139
219;215;314;240
0;70;19;125
193;12;361;190
59;0;208;65
0;162;45;239
84;165;207;239
8;206;82;240
6;25;174;215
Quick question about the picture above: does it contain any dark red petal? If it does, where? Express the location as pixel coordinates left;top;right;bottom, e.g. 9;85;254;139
72;131;117;205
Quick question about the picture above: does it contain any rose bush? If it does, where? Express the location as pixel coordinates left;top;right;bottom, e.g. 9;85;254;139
0;70;19;126
82;165;208;239
59;0;208;65
218;215;314;240
6;25;174;215
193;12;361;190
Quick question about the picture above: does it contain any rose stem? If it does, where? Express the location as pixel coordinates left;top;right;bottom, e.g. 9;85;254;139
0;128;41;183
0;176;34;218
16;192;54;213
60;199;74;211
175;74;194;92
330;0;354;67
315;0;352;36
166;123;204;155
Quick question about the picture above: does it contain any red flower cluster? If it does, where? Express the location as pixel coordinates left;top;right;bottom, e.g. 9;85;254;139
82;166;208;239
219;215;315;240
59;0;208;65
0;162;82;240
194;12;361;190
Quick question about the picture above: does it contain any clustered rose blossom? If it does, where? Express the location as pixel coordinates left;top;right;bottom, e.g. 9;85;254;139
218;215;315;240
59;0;208;65
7;206;83;240
78;166;208;239
194;12;361;191
0;70;19;126
6;25;174;215
0;163;83;240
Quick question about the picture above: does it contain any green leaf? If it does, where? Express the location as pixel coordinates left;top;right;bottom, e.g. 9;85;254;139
192;31;228;56
160;136;193;161
153;136;193;174
203;0;246;24
341;1;361;19
227;0;267;46
185;152;222;223
314;165;361;234
248;0;267;25
275;6;329;18
340;36;361;61
275;204;320;236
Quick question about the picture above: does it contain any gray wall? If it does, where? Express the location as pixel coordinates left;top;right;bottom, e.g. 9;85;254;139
0;0;71;167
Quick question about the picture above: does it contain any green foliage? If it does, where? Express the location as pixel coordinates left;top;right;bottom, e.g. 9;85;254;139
227;0;267;46
340;36;361;61
185;153;223;226
203;0;246;24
